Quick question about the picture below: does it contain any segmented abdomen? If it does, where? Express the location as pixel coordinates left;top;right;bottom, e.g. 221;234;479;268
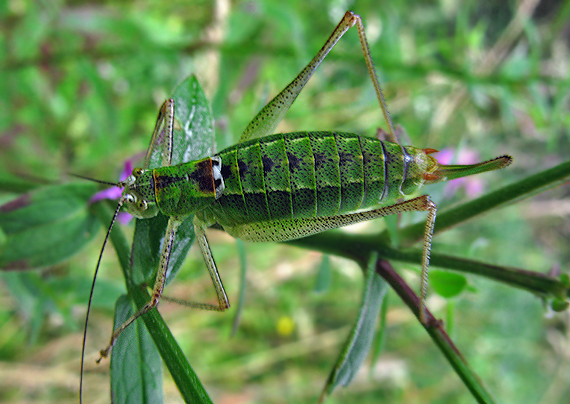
206;131;413;226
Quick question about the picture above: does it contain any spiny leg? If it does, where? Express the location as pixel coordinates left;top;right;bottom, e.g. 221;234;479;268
98;216;182;361
420;200;437;324
224;195;437;323
240;11;397;143
171;216;231;311
145;217;230;312
351;14;397;140
349;14;414;159
239;11;356;142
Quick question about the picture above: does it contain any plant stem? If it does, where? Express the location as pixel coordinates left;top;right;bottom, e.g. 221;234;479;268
375;259;496;404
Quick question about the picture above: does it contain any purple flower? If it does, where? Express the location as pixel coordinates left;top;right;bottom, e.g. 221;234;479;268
436;148;485;198
90;160;133;224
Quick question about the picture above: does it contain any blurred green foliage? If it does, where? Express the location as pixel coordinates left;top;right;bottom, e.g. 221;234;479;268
1;0;569;403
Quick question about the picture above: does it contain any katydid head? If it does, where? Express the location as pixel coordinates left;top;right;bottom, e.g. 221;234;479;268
119;167;159;219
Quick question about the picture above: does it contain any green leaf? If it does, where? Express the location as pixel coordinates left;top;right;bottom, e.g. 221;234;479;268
171;75;215;162
370;289;389;370
111;295;163;404
1;271;50;344
551;298;570;312
130;214;195;286
313;254;332;293
430;270;468;298
0;182;98;270
321;254;388;400
0;173;41;194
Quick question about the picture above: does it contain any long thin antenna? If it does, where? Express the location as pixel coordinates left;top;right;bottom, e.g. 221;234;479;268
69;172;119;187
79;198;125;404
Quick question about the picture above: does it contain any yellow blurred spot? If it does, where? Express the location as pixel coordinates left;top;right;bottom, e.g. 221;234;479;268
276;316;295;337
166;15;183;35
69;112;90;139
9;0;27;15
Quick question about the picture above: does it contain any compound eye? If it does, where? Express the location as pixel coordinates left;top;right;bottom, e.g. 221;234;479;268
124;194;136;204
137;200;147;210
133;167;144;177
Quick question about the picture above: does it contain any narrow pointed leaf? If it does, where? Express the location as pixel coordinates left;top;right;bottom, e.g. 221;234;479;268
321;254;388;399
313;254;332;293
130;214;195;286
111;295;163;404
0;183;98;270
171;74;215;163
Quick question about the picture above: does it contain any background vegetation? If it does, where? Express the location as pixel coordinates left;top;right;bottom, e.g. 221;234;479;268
1;0;569;403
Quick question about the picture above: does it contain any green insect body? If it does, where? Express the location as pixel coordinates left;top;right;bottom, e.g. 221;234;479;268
145;131;431;227
80;11;512;402
126;130;505;242
204;132;430;226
